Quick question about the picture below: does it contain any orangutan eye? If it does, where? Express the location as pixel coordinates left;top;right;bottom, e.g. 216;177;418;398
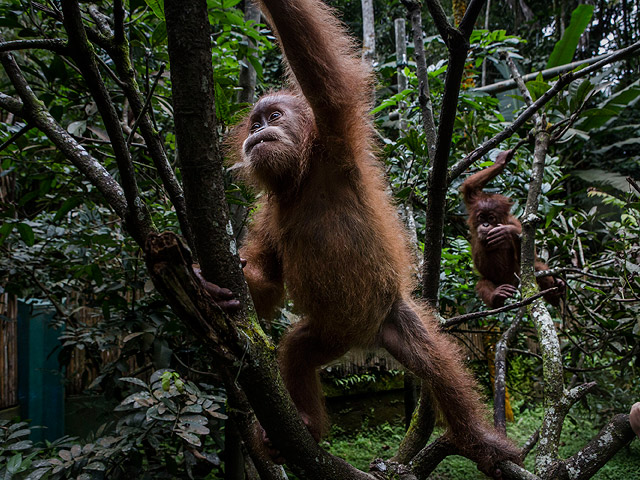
268;111;282;121
250;122;261;132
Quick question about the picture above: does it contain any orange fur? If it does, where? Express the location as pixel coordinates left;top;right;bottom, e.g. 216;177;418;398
231;0;520;471
461;152;564;307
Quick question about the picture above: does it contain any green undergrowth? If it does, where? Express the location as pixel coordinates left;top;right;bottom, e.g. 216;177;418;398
322;405;640;479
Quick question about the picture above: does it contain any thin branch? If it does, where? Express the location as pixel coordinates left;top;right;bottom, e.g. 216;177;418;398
443;288;558;328
114;0;125;45
222;372;289;480
422;0;484;303
0;122;32;153
476;44;640;95
108;28;195;253
422;0;454;41
627;176;640;195
0;92;24;113
29;269;79;328
536;266;616;281
520;428;539;461
87;5;114;37
402;0;437;162
127;63;165;147
504;51;540;124
0;38;68;54
61;0;154;245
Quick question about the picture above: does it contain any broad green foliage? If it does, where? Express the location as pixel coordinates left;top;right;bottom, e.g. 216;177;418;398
0;371;227;479
1;0;639;475
547;5;595;69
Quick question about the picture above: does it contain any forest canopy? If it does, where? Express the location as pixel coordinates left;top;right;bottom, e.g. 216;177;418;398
0;0;639;479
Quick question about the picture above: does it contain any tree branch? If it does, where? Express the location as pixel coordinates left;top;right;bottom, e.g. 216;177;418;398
423;0;454;45
402;0;436;162
443;288;558;327
391;388;436;464
106;24;196;255
551;414;635;480
0;38;68;54
521;121;564;476
494;308;525;434
421;0;484;304
164;0;243;291
458;0;485;37
61;0;154;245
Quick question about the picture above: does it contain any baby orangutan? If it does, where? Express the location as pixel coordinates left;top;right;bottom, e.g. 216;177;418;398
221;0;520;474
461;151;565;308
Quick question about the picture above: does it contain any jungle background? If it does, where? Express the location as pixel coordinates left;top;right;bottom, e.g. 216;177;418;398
0;0;639;479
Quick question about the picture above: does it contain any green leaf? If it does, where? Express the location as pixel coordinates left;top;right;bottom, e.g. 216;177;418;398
7;453;22;473
161;373;171;391
17;223;35;246
0;222;14;245
526;80;551;102
575;169;631;192
547;5;594;69
151;21;167;47
53;197;83;222
214;80;230;123
66;120;86;136
144;0;165;20
571;79;594;111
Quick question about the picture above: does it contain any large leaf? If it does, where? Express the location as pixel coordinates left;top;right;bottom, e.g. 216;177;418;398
547;5;594;69
17;222;35;246
574;169;634;192
144;0;164;20
579;79;640;130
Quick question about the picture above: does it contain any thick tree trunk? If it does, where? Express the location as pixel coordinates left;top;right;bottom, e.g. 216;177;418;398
164;0;247;298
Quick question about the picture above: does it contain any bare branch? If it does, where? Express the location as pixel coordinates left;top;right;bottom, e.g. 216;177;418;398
423;0;454;45
402;0;436;161
0;122;31;153
127;63;165;148
443;288;558;327
87;5;114;37
0;38;68;54
0;92;24;113
107;11;195;253
494;308;525;434
552;414;635;480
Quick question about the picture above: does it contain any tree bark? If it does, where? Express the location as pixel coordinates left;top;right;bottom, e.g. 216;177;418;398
165;0;247;297
238;0;261;104
361;0;376;66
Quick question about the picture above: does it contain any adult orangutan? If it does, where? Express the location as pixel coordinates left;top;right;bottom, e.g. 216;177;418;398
224;0;520;473
461;150;564;308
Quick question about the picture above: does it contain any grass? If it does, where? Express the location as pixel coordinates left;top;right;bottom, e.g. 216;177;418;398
323;405;640;479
